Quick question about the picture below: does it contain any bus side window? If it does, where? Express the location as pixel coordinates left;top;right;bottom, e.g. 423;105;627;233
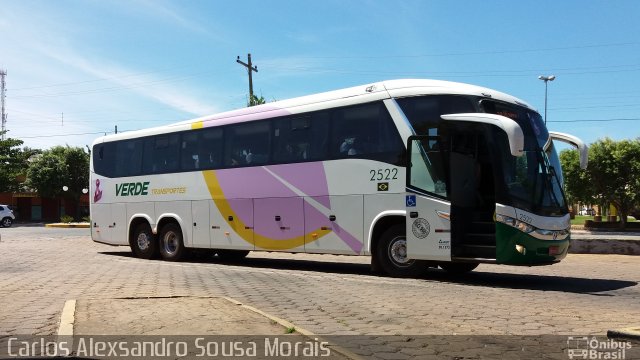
272;112;329;164
142;134;180;174
199;127;223;169
115;139;143;177
181;132;200;170
330;102;403;163
224;122;270;167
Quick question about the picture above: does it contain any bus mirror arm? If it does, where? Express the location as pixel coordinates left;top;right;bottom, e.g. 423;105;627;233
549;131;588;170
441;113;524;157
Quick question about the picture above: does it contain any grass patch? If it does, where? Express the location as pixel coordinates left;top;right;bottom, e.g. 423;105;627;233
571;215;637;225
285;326;296;334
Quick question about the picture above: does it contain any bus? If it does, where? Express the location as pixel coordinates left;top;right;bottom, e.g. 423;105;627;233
89;79;588;276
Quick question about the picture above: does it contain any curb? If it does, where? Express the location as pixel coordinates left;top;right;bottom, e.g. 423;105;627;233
57;299;76;336
570;238;640;256
221;297;313;336
221;297;363;360
45;223;90;228
608;327;640;341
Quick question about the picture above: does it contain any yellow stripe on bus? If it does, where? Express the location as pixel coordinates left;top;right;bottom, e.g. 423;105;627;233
202;170;330;250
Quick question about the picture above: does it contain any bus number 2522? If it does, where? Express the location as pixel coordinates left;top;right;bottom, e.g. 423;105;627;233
370;168;398;181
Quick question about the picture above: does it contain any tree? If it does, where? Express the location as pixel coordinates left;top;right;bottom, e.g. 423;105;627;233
0;131;40;192
586;138;640;228
26;146;89;219
559;148;594;210
247;94;266;107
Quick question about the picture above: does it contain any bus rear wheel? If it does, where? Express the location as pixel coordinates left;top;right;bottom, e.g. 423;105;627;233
375;224;426;277
440;262;479;274
159;223;186;261
132;223;158;259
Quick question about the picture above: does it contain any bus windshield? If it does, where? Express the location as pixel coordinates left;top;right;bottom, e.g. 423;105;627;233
481;100;567;215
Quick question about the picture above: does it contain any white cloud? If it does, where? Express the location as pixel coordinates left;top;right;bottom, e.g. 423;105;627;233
0;2;226;149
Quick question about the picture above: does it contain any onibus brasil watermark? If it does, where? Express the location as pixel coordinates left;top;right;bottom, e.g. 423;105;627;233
567;337;633;360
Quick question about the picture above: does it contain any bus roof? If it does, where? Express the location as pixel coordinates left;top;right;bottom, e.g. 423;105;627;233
92;79;534;146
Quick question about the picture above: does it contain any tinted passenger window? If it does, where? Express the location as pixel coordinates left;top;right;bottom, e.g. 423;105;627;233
224;122;270;167
330;102;404;165
273;112;329;163
181;128;223;170
115;140;143;177
142;134;180;174
397;95;475;135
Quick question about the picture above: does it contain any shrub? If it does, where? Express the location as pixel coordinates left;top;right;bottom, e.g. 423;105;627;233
60;215;74;223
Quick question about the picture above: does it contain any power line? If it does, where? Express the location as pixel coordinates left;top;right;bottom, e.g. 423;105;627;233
10;70;220;99
17;130;113;139
8;64;196;91
293;41;640;60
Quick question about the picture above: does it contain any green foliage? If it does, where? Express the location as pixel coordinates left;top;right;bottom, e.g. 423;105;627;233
26;146;89;200
559;148;594;206
247;94;266;107
82;216;91;223
60;214;74;224
575;138;640;228
0;131;40;192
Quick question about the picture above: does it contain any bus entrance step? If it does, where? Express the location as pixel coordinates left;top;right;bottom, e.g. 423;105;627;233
469;221;496;234
463;233;495;246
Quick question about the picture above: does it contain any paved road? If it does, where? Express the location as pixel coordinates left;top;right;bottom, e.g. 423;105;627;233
1;226;639;339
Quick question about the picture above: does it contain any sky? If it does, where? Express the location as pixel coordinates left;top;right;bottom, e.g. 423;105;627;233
1;0;640;150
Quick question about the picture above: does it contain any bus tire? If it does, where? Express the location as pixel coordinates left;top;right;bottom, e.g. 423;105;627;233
158;223;186;261
132;223;158;259
440;262;479;274
216;249;250;261
375;224;426;277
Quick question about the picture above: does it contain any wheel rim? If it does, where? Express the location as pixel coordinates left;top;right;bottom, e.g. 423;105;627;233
2;218;11;227
388;236;414;268
162;231;179;255
136;232;150;251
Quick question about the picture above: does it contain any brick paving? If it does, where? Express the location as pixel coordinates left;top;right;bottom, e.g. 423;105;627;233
0;226;639;356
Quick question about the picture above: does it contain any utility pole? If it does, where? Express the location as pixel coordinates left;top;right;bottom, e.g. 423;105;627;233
1;70;7;140
236;53;258;103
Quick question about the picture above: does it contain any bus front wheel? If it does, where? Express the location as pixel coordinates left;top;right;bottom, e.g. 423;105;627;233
132;223;158;259
375;224;426;277
159;223;186;261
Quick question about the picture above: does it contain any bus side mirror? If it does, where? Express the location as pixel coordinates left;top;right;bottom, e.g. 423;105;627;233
549;131;588;169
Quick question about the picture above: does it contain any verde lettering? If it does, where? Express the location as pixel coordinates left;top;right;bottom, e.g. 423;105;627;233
116;182;150;196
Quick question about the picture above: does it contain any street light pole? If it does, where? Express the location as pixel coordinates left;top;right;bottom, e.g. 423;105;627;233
538;75;556;124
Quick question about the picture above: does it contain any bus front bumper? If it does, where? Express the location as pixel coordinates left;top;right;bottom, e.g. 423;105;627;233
495;222;570;265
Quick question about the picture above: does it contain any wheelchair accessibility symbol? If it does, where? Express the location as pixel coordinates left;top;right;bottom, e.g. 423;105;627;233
406;195;416;207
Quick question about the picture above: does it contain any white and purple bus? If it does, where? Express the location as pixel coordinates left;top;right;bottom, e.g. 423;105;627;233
90;79;587;276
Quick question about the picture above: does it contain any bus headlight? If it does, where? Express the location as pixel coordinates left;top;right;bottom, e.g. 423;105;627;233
515;221;534;233
496;214;532;233
495;213;569;240
495;214;515;227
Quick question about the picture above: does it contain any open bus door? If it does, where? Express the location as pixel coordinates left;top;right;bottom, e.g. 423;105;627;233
406;114;525;262
405;135;452;262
